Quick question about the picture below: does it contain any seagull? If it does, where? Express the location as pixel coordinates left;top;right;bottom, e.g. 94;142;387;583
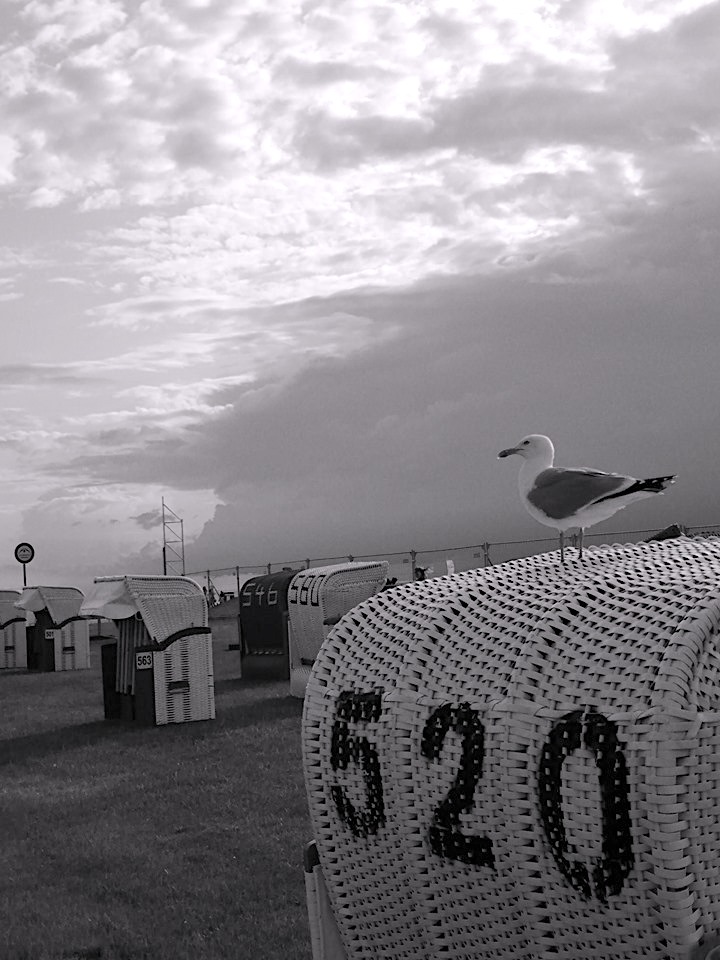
497;434;677;562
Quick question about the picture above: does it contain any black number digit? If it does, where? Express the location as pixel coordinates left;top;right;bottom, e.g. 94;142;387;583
421;703;495;867
538;709;634;902
330;691;385;838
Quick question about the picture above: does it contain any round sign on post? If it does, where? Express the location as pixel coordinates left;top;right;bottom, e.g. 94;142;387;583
14;543;35;564
14;542;35;587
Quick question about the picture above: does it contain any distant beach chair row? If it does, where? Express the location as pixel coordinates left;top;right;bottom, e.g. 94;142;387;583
1;561;392;726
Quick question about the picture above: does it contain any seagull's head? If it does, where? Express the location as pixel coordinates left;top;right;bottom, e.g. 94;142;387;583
497;434;555;462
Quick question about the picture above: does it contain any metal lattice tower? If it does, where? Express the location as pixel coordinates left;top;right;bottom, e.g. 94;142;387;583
161;497;185;575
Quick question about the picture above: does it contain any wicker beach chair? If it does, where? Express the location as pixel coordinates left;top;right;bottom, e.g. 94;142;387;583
15;586;90;671
81;575;214;725
287;561;389;698
0;590;26;670
302;538;720;960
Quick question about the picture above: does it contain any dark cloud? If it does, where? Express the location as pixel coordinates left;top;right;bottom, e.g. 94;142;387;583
55;238;720;567
131;508;164;530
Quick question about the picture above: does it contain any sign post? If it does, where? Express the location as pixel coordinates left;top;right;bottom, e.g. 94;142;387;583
14;542;35;587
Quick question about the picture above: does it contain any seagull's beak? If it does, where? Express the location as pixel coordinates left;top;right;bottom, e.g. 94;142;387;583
497;446;519;459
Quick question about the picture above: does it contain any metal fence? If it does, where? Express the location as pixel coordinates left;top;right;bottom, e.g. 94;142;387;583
187;522;720;604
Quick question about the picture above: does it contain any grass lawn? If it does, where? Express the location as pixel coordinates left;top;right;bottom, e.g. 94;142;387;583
0;620;314;960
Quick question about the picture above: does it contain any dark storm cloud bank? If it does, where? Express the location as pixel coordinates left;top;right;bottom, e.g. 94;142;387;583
59;248;720;565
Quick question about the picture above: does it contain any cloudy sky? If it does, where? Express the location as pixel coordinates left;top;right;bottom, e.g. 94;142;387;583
2;0;720;591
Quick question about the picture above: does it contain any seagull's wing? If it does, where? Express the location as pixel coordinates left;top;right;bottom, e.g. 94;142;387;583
527;467;631;520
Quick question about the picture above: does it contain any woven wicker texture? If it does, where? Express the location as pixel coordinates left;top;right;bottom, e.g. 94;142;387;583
288;562;389;699
0;590;25;670
92;575;208;646
302;538;720;960
152;635;215;725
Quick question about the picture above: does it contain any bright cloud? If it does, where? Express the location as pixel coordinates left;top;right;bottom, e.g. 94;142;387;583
1;0;719;586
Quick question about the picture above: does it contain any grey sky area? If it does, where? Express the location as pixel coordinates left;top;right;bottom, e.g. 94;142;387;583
1;0;719;587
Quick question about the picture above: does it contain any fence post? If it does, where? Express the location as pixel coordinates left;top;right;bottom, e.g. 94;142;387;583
410;549;417;580
305;558;311;569
267;562;271;575
482;543;492;567
233;567;242;656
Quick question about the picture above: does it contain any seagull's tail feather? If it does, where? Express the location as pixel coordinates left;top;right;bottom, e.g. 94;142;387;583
639;475;677;492
595;474;677;505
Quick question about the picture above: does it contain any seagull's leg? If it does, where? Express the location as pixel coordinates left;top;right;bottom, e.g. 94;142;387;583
559;531;565;564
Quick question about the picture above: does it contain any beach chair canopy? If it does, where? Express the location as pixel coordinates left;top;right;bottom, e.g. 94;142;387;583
15;586;84;626
80;575;208;650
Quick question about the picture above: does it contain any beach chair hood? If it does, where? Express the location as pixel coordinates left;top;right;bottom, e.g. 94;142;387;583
80;575;208;650
15;586;84;627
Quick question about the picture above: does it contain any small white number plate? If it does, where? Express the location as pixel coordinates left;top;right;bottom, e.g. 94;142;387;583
135;652;153;670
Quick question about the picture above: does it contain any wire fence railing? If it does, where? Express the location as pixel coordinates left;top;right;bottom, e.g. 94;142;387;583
186;521;720;605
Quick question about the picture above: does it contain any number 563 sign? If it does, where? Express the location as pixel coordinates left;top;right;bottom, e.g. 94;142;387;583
135;652;153;670
326;690;634;905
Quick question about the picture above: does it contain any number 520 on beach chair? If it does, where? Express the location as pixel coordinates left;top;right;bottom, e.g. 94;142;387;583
302;538;720;960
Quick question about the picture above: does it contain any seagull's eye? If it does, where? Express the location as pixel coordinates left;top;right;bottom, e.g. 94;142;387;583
522;440;529;445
